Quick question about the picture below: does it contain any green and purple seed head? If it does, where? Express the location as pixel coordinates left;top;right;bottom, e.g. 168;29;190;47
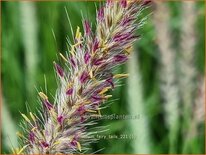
15;0;151;154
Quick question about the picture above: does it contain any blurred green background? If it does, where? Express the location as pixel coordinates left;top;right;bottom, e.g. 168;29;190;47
1;1;205;154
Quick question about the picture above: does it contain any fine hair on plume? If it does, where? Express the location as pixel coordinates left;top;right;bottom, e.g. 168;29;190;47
13;0;151;154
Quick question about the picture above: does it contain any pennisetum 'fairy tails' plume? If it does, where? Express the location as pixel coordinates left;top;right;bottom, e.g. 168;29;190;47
13;0;151;154
153;2;180;153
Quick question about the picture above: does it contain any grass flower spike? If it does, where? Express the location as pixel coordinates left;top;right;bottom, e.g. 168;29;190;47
16;0;151;154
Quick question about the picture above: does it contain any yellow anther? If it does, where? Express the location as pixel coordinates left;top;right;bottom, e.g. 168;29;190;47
97;109;101;116
75;26;80;38
84;100;91;104
77;141;82;152
21;113;31;123
101;41;108;51
31;127;37;132
113;74;129;79
38;92;48;100
105;95;112;99
89;70;93;78
70;45;75;56
53;141;60;146
30;112;36;122
75;26;81;39
73;41;83;47
59;53;68;62
125;46;133;54
99;87;111;95
102;47;109;54
86;109;97;113
17;145;28;154
67;82;73;89
16;131;23;138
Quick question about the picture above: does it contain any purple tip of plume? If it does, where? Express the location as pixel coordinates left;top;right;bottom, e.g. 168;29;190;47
106;0;112;6
57;115;64;125
106;77;114;89
77;105;85;114
91;95;104;102
41;141;49;148
84;20;91;36
121;17;134;26
80;71;89;83
69;57;76;68
98;7;104;21
143;0;152;6
77;105;85;112
113;33;131;42
93;39;99;52
66;88;73;95
128;35;141;41
54;62;64;77
84;52;91;64
120;0;127;8
70;140;77;147
80;116;85;122
93;58;104;66
44;100;53;110
29;131;35;143
113;54;128;63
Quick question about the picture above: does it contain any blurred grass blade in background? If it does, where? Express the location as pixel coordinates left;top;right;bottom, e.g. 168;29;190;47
2;99;18;151
153;2;180;153
179;2;197;152
127;51;151;154
183;77;205;153
20;1;38;111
